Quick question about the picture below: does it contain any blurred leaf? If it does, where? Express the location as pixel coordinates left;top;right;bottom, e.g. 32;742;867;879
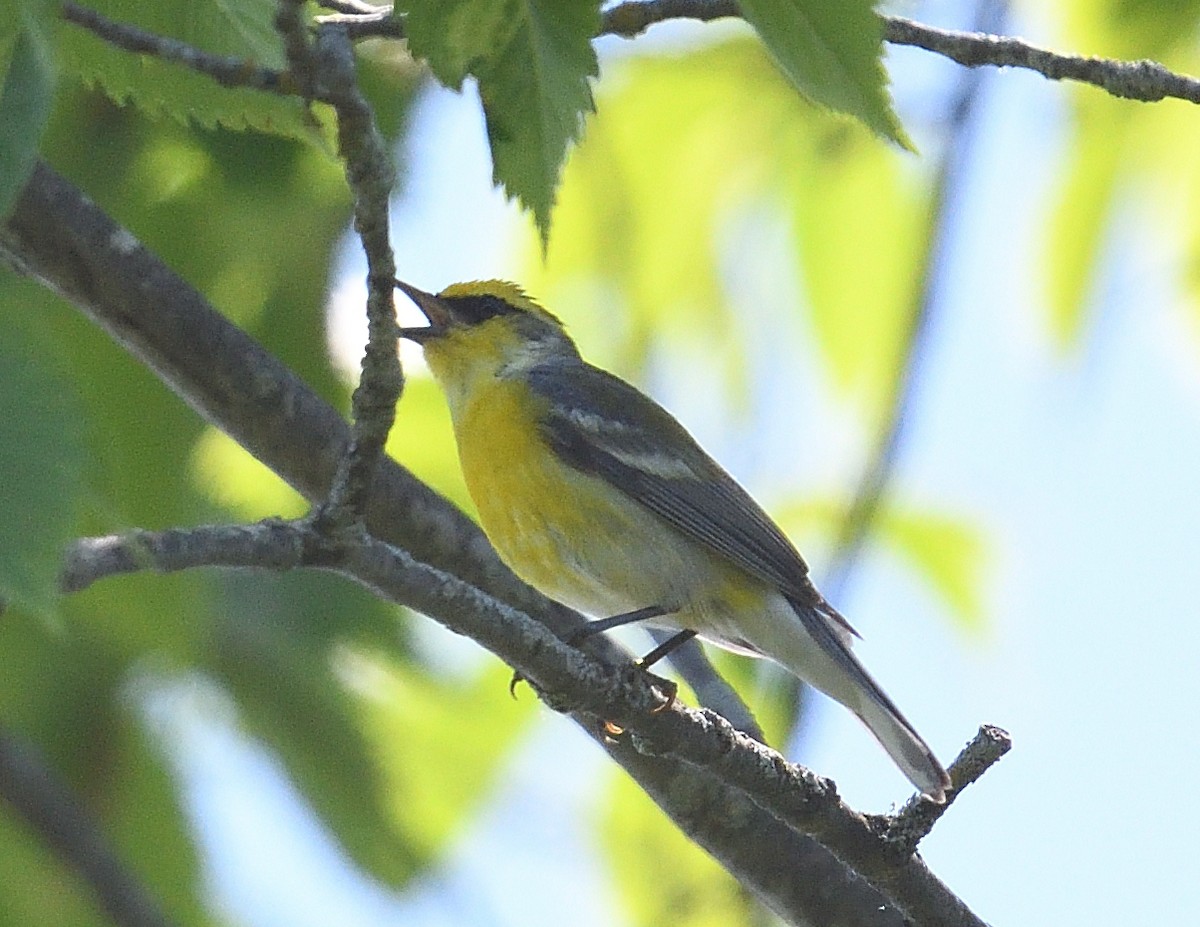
211;571;421;885
776;497;987;632
59;0;318;140
191;426;307;519
389;375;474;514
788;122;924;410
598;768;762;927
342;651;534;862
0;328;86;619
531;38;811;381
878;508;987;633
738;0;907;147
0;622;208;926
1050;0;1200;348
401;0;599;238
0;1;56;220
1;266;225;662
1044;99;1129;349
101;690;210;926
533;36;918;413
0;800;114;927
1063;0;1200;60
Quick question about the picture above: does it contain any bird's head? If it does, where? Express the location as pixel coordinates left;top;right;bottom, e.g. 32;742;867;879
395;279;579;394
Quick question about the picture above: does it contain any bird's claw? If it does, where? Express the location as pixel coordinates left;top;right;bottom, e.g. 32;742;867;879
509;670;527;698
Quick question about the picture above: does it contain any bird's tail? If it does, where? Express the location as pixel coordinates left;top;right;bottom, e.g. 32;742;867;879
782;597;951;802
853;684;951;803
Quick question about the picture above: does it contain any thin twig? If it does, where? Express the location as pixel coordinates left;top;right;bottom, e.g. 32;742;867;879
61;0;293;94
273;5;401;527
598;0;1200;104
879;725;1012;854
0;729;178;927
600;0;738;36
884;15;1200;103
60;521;308;593
63;0;1200;109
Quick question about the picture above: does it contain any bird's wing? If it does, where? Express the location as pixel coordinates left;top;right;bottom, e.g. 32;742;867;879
528;360;858;639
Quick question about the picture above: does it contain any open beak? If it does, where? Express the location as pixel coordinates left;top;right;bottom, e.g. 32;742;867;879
394;279;452;342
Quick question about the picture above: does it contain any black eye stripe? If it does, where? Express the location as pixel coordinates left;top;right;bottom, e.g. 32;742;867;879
445;294;517;325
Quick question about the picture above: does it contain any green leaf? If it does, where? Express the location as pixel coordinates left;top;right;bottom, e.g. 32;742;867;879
776;498;988;632
0;331;86;619
737;0;908;147
480;0;599;240
346;653;534;862
402;0;599;239
1044;98;1129;349
0;3;56;220
788;121;925;409
878;508;988;633
598;769;762;927
211;575;425;886
398;0;521;89
59;0;317;140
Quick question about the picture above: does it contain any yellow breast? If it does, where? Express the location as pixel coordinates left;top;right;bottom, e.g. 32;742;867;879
452;378;586;593
438;371;765;633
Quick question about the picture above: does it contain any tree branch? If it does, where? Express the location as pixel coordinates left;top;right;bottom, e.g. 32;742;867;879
0;728;178;927
881;725;1012;855
60;515;1002;927
62;0;1200;109
1;161;933;927
274;4;402;524
60;522;307;593
883;15;1200;103
61;1;293;94
600;0;1200;105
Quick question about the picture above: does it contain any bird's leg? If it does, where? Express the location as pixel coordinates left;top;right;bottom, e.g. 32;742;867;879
636;628;698;670
632;629;697;714
569;607;690;714
565;605;672;644
510;605;687;714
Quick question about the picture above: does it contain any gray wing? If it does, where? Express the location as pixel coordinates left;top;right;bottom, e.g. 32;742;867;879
527;359;857;637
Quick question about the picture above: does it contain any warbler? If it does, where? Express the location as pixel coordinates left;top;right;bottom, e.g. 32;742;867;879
396;279;950;801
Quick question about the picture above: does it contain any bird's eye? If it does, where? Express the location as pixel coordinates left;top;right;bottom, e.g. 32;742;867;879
448;294;515;325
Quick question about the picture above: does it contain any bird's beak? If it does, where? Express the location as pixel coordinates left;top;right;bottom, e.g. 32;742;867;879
394;279;452;342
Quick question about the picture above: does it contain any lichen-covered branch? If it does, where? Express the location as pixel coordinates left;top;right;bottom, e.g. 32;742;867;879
883;15;1200;103
274;3;402;525
881;725;1013;855
58;515;1000;927
600;0;1200;105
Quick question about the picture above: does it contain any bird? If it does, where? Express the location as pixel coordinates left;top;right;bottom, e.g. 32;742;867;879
395;278;951;802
